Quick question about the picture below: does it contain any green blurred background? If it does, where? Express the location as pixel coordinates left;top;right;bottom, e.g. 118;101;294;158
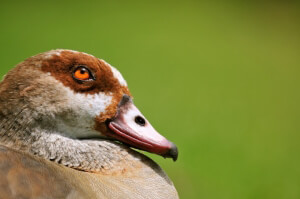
1;1;299;198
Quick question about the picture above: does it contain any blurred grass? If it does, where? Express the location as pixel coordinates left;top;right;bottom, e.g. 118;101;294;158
1;1;300;198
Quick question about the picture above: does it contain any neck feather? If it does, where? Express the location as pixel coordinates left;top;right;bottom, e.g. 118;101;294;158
0;109;140;174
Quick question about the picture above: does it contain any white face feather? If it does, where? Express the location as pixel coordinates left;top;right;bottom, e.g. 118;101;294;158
57;87;113;138
101;60;128;87
41;74;114;139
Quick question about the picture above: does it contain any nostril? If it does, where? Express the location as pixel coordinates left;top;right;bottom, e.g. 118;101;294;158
135;116;146;126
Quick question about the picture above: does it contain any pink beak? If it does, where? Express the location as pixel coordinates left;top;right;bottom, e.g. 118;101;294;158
107;95;178;161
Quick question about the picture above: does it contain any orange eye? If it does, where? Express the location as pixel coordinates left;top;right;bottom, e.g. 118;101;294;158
73;67;93;81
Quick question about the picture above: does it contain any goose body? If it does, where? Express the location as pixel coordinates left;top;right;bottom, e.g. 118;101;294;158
0;50;179;199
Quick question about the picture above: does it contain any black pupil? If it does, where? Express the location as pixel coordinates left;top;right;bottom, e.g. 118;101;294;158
135;116;146;126
80;68;87;74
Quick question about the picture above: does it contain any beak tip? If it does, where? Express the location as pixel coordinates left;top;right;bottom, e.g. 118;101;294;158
164;142;178;162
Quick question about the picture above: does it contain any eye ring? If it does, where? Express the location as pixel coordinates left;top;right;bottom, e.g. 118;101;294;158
72;66;95;82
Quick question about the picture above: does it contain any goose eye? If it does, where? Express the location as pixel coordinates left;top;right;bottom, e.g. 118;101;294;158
73;66;94;81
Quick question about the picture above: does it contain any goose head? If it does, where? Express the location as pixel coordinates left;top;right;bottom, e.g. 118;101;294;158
0;50;178;161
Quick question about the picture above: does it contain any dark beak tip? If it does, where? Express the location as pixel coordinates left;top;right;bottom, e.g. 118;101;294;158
163;142;178;162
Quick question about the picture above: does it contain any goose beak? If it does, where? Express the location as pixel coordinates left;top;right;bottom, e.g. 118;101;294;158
106;95;178;161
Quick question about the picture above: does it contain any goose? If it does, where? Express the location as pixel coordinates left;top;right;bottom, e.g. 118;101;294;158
0;50;179;199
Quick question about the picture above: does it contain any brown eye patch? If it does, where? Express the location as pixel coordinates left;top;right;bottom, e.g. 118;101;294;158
40;50;130;96
38;49;132;122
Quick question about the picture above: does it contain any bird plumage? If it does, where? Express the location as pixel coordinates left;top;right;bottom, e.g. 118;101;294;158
0;50;178;199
